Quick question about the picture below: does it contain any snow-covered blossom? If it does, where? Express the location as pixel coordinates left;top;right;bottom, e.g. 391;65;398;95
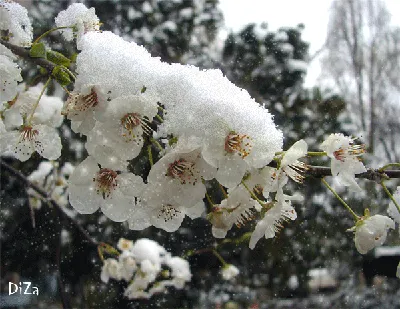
351;214;395;254
68;156;145;222
73;30;282;188
27;161;73;209
321;133;366;191
0;124;61;161
118;251;138;282
101;238;191;299
221;264;239;281
0;0;33;47
117;238;134;252
55;3;100;47
86;93;158;161
147;136;216;205
0;45;22;104
164;256;192;288
387;186;400;227
100;258;121;283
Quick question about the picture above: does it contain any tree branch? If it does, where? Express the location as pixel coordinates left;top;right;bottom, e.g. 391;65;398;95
0;159;98;246
0;39;55;72
305;165;400;181
267;161;400;181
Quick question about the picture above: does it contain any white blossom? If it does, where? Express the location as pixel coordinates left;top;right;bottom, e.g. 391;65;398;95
3;83;64;130
130;182;205;232
280;139;308;183
0;0;33;47
0;124;61;161
117;238;134;252
211;185;260;238
164;256;192;288
249;189;298;250
0;51;22;104
100;258;122;283
352;214;395;254
68;156;145;222
147;136;215;205
221;264;239;281
62;84;112;135
86;93;158;161
55;3;100;47
321;133;366;191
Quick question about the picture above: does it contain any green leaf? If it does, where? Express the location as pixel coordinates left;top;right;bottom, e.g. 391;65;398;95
52;65;71;86
29;42;46;58
46;50;71;67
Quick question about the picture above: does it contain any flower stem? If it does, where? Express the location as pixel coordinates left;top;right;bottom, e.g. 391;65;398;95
205;192;215;208
147;145;153;166
212;249;227;266
379;163;400;172
150;138;164;151
321;178;360;220
33;26;72;44
155;114;163;123
27;76;51;125
381;180;400;214
241;180;265;208
307;151;327;157
218;183;228;199
61;85;71;95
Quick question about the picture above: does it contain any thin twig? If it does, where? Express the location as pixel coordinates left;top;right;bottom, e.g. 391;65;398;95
55;211;71;309
0;159;98;246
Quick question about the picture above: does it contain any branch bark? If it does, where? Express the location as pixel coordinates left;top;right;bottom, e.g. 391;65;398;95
305;165;400;181
0;39;56;72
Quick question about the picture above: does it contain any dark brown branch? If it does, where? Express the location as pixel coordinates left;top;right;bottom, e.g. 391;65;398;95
0;159;98;246
306;165;400;182
0;39;55;72
267;161;400;181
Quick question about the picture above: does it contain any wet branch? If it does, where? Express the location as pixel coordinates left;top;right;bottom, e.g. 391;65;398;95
0;159;98;246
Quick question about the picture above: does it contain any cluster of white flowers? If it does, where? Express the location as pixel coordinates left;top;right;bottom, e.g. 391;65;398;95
27;160;74;209
101;238;191;299
0;2;398;268
52;4;297;244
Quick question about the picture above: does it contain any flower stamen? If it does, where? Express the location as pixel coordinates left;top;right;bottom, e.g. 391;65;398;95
93;168;118;199
224;131;253;158
284;161;309;183
20;126;39;141
62;87;98;116
167;159;198;185
334;144;365;162
158;204;181;222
